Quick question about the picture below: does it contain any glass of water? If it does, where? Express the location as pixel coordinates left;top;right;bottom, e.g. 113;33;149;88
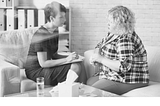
36;77;44;97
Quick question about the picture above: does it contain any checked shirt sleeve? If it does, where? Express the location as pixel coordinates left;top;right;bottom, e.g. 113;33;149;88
95;33;110;48
95;37;106;48
117;36;134;73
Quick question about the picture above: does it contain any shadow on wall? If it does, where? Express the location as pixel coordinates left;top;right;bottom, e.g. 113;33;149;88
18;0;36;7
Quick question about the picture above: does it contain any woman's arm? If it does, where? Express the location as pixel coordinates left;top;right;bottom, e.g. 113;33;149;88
37;52;77;68
91;52;120;72
101;56;120;72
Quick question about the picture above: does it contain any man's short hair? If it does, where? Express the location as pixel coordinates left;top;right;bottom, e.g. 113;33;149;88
44;1;66;22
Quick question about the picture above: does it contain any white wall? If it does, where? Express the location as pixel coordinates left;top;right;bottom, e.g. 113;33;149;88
70;0;160;55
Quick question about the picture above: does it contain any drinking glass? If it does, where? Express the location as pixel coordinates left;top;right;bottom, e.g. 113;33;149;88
36;77;44;97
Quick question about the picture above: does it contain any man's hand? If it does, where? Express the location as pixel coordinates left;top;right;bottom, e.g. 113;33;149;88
65;52;79;62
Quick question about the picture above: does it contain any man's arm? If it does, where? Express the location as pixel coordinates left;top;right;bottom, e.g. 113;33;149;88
52;52;68;59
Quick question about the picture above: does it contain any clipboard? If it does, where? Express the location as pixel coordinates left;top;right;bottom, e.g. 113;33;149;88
58;52;84;66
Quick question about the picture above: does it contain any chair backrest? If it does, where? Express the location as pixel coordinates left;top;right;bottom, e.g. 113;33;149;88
0;28;38;68
145;45;160;82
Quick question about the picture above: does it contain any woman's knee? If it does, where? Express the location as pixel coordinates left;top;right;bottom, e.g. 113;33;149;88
86;76;99;86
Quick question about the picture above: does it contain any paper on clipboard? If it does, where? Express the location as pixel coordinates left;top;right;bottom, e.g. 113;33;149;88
63;55;84;65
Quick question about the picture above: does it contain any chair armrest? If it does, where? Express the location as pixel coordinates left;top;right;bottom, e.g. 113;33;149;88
20;69;27;80
84;50;100;79
0;60;20;97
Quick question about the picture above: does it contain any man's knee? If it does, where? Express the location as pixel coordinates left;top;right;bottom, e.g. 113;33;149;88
71;63;81;75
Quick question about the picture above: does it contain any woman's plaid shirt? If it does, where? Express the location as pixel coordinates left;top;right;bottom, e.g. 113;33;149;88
95;32;149;83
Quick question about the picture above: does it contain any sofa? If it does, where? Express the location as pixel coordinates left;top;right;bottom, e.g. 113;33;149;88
0;27;39;97
84;46;160;97
0;27;71;97
1;27;160;97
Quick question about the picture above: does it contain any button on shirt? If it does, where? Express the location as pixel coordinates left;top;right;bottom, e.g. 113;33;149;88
95;32;149;84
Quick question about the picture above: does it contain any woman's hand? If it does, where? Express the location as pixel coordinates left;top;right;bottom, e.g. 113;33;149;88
94;48;100;54
65;52;79;62
90;51;102;65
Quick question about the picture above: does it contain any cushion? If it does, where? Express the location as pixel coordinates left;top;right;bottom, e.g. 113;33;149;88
0;28;38;68
21;78;36;93
145;46;160;82
122;84;160;97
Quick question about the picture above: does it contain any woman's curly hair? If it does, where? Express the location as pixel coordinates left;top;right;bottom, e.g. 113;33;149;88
108;6;135;34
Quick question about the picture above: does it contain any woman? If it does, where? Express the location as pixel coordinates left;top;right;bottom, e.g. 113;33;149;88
24;1;86;86
85;6;149;95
